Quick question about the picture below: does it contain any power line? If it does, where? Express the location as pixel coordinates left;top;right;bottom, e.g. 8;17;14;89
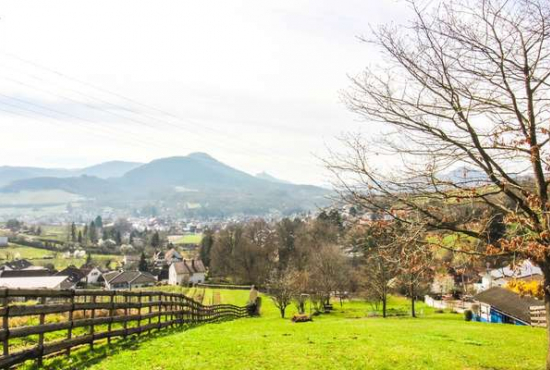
0;51;317;168
0;52;280;159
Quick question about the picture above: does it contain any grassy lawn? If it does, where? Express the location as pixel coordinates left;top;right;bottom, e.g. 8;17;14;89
21;288;547;370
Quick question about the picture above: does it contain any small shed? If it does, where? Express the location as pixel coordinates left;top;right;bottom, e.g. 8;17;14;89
473;287;543;326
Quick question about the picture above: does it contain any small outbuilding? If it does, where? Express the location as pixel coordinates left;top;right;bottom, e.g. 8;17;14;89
473;287;542;326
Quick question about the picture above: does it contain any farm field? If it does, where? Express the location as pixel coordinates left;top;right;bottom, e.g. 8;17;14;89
25;289;547;370
167;233;203;245
0;244;121;270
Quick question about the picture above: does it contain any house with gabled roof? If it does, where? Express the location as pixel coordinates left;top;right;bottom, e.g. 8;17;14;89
473;287;543;326
1;259;34;271
0;275;75;290
80;264;104;285
103;270;157;290
168;259;206;286
0;269;52;278
55;265;86;286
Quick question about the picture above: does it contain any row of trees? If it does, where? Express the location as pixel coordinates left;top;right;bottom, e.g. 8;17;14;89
201;215;438;318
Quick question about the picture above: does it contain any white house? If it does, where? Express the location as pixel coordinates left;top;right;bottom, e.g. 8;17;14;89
475;260;543;293
168;259;206;286
0;237;7;247
80;266;103;285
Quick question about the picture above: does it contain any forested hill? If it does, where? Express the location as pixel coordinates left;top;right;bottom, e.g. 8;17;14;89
0;153;330;216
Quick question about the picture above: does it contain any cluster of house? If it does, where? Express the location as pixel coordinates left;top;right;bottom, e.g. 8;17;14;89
152;248;206;285
428;260;544;327
0;247;206;291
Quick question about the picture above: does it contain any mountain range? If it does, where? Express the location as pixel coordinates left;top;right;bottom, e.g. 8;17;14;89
0;161;143;187
0;153;329;217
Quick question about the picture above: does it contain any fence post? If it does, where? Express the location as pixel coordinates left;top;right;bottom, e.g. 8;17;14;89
2;289;8;360
108;291;115;345
66;289;75;358
157;293;162;330
123;294;129;339
170;295;174;328
89;295;96;351
148;294;153;335
137;291;142;336
36;296;46;367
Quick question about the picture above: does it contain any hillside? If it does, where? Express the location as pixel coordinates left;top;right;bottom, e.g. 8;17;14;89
255;171;292;184
24;289;546;370
0;153;330;216
74;161;143;179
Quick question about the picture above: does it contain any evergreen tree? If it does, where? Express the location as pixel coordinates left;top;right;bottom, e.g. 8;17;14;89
85;252;92;266
115;231;122;245
151;231;161;249
94;215;103;229
77;230;83;244
71;223;77;243
89;221;97;244
138;252;148;272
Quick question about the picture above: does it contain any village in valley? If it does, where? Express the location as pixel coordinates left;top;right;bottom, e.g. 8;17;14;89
0;208;545;328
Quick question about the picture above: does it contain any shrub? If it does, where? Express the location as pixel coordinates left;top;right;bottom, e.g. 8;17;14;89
464;309;473;321
291;314;312;323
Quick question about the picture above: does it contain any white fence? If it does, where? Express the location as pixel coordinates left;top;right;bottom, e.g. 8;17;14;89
424;295;473;313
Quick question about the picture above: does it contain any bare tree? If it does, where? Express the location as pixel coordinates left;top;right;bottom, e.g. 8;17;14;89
266;269;298;318
328;0;550;366
307;244;350;309
390;224;435;318
349;222;398;318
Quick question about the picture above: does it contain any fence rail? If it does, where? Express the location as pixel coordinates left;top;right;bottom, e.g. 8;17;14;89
530;305;546;328
0;288;249;369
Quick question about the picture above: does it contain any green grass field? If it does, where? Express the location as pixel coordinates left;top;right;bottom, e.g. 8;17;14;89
21;288;547;370
167;233;203;245
0;244;121;270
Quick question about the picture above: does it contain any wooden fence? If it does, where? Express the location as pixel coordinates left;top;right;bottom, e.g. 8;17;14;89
0;288;250;369
530;305;546;328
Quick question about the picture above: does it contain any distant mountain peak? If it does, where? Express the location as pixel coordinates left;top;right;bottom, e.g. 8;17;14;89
255;171;292;184
187;152;215;160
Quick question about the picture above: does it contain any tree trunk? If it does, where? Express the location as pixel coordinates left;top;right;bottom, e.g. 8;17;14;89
280;306;286;319
382;294;387;318
411;284;416;318
543;267;550;370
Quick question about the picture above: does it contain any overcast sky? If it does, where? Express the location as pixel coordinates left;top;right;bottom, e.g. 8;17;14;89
0;0;411;186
